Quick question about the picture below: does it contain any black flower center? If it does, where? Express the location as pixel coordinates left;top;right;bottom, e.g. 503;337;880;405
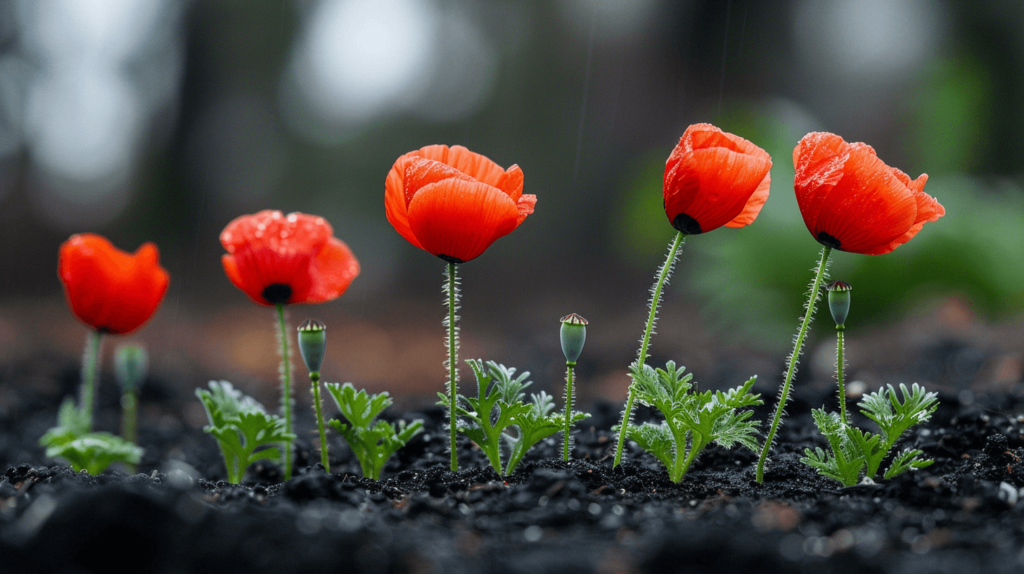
437;254;464;265
262;284;293;305
816;232;842;249
672;213;703;235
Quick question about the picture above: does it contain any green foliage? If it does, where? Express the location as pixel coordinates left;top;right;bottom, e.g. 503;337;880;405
196;381;295;484
623;361;762;483
45;433;143;475
325;382;423;480
802;383;938;486
39;397;142;475
440;359;589;477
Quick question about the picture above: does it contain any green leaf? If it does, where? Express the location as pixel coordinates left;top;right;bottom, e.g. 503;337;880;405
625;422;676;472
46;432;143;475
196;381;294;484
326;383;423;480
859;383;938;447
505;392;564;476
801;409;865;486
884;448;934;479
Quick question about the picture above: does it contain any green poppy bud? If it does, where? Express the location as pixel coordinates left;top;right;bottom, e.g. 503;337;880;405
559;313;588;365
114;345;148;391
827;281;852;329
298;319;327;374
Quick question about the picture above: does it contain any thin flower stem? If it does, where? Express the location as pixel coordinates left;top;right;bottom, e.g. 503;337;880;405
562;363;575;462
310;372;329;471
836;328;847;424
445;262;461;472
756;246;832;483
276;303;294;481
79;330;103;431
121;390;138;444
121;389;138;474
614;231;685;468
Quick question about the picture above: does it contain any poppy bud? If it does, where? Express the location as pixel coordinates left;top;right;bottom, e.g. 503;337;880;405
298;319;327;373
827;281;852;329
560;313;588;365
114;345;149;391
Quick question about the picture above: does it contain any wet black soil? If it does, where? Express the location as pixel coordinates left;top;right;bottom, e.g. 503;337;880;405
2;354;1024;574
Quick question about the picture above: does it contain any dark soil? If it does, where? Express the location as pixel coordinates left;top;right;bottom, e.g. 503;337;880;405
2;353;1024;574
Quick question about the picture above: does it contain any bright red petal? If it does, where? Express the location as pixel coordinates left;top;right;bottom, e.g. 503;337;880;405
406;179;520;262
515;194;537;227
58;234;169;334
725;171;771;229
794;132;851;239
810;144;917;254
386;153;425;251
304;238;361;302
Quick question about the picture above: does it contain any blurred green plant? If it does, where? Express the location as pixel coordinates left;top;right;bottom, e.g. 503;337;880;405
39;399;142;475
614;100;1024;348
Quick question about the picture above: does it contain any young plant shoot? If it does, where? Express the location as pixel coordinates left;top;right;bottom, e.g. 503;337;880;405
802;281;939;486
559;313;588;461
298;319;330;471
758;132;946;483
196;381;296;484
39;399;143;474
439;360;589;477
325;383;423;480
623;362;762;483
614;124;773;468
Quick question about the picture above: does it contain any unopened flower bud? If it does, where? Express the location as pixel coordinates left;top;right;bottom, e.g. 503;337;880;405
114;345;149;391
827;281;852;329
559;313;588;365
298;319;327;373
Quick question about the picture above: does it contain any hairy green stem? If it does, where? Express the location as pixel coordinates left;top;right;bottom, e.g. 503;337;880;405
79;330;103;431
310;372;329;471
562;363;575;462
614;231;685;468
675;437;701;483
276;304;294;481
445;262;460;472
837;328;847;424
756;246;832;483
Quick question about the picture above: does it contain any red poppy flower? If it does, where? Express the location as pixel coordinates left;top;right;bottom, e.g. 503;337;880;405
385;145;536;263
794;132;945;255
221;210;360;306
58;234;170;335
663;123;773;234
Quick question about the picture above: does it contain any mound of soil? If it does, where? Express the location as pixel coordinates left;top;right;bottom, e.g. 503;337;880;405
1;354;1023;574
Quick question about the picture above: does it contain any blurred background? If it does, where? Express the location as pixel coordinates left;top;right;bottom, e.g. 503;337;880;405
0;0;1021;418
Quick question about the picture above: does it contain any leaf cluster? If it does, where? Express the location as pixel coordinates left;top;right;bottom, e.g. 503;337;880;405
39;397;142;475
196;381;295;484
802;383;938;486
440;359;589;477
624;361;762;483
325;382;423;480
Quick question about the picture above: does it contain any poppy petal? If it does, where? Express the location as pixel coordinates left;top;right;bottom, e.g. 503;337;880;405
867;179;945;255
515;194;537;227
794;132;851;239
810;144;917;254
406;179;520;262
403;157;475;206
59;234;169;334
385;154;425;251
497;165;525;202
674;146;772;232
305;238;361;302
724;171;771;228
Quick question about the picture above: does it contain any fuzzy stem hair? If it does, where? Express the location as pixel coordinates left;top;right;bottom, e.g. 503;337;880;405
443;262;462;472
756;246;832;483
613;231;686;468
275;304;294;480
836;328;847;424
562;363;576;461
